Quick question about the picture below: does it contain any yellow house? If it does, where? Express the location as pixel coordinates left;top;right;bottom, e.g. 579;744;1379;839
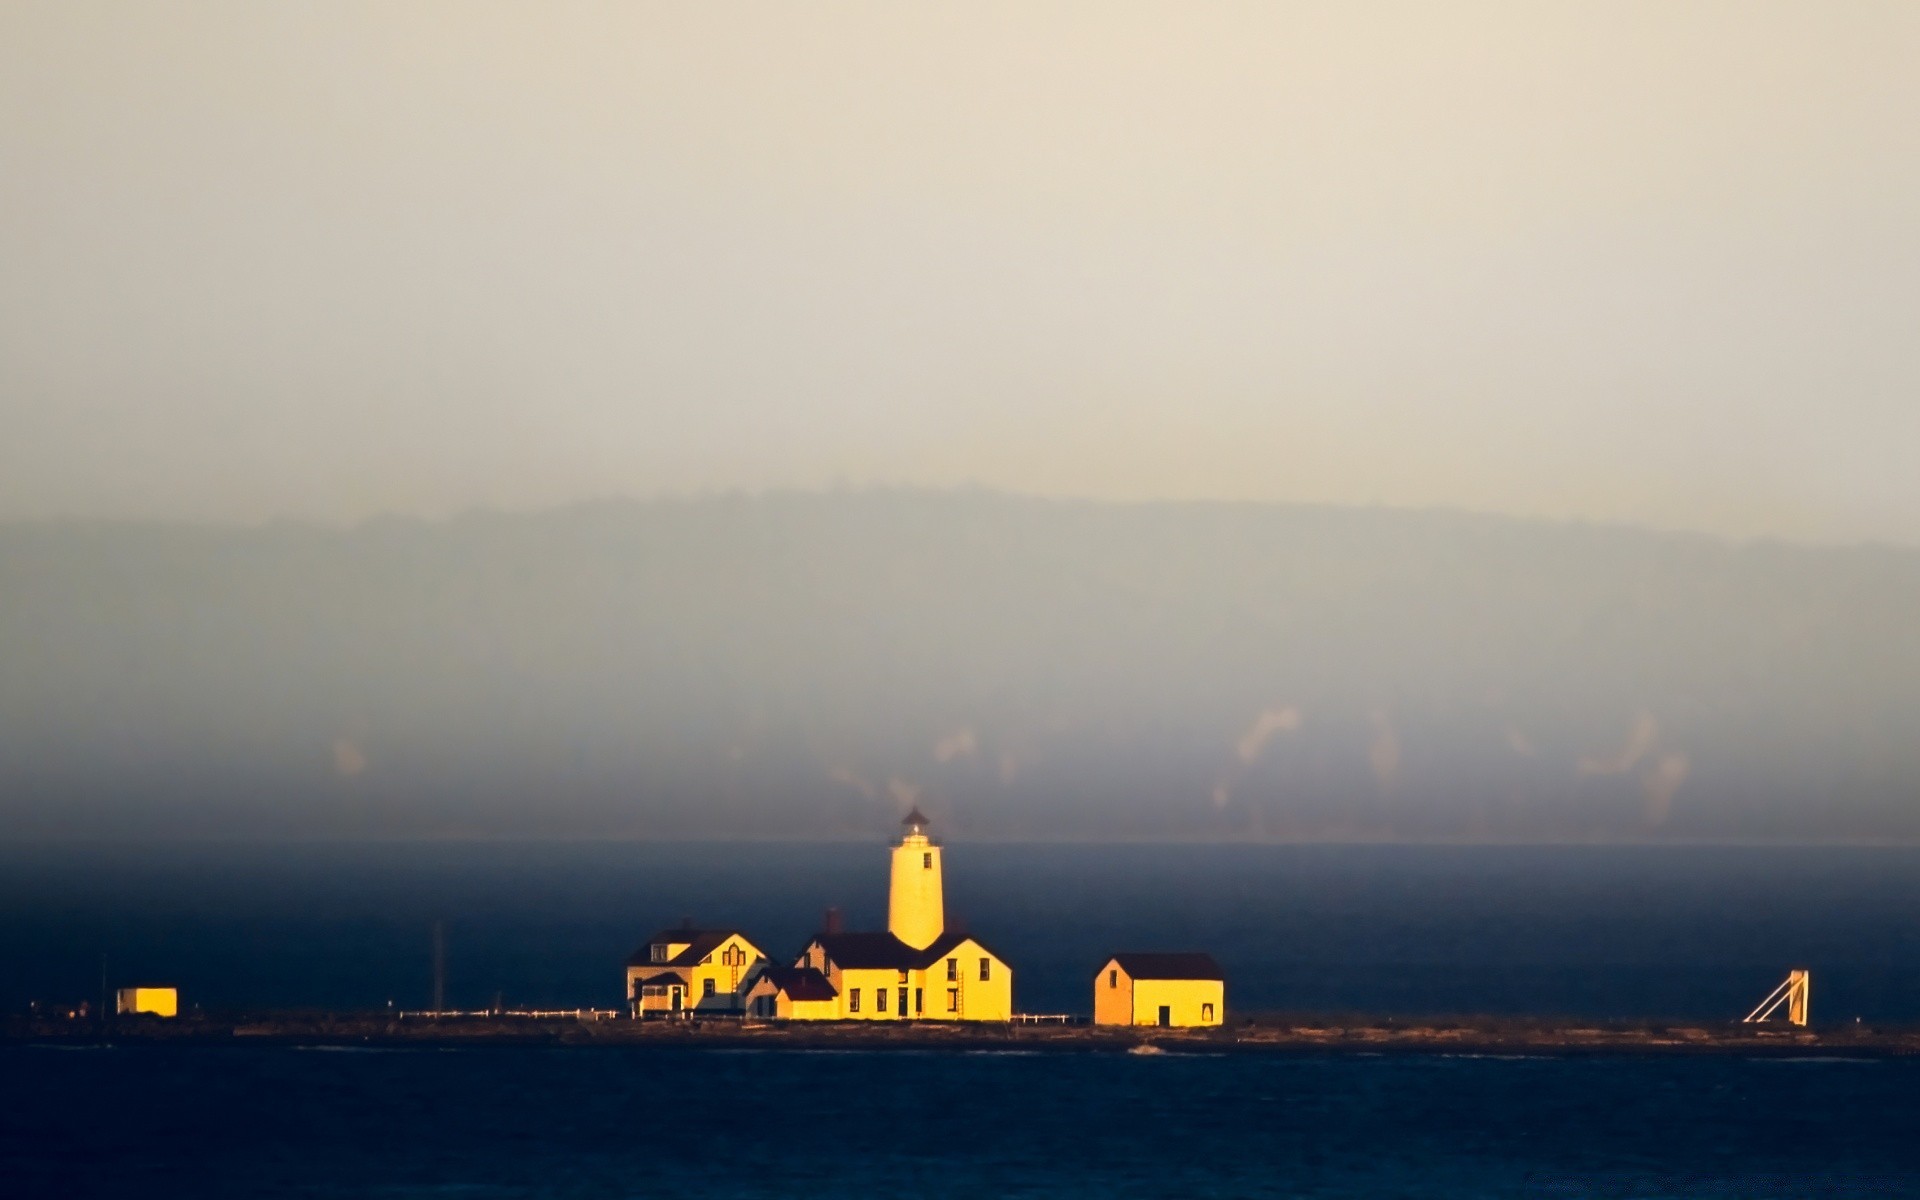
115;986;178;1018
744;966;839;1020
1094;953;1224;1027
790;928;1013;1021
624;926;766;1017
752;809;1015;1021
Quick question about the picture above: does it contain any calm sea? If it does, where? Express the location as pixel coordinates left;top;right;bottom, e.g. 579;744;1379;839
7;843;1920;1197
6;1044;1918;1198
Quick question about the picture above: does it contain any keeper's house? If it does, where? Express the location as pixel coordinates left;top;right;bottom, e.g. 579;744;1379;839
624;927;766;1017
1093;953;1224;1027
745;808;1014;1021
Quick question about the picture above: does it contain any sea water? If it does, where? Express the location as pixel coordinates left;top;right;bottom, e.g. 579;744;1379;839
6;1043;1917;1197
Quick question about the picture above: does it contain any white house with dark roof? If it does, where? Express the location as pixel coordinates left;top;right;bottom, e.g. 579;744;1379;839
789;926;1011;1021
624;925;767;1016
764;810;1012;1021
625;811;1013;1021
1093;952;1225;1027
743;966;838;1020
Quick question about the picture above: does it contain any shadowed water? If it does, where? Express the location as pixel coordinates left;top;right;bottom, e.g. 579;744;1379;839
7;1044;1917;1198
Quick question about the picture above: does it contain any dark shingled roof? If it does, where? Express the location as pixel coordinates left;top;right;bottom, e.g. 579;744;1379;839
909;930;1005;970
625;928;748;968
758;966;837;1002
1105;953;1224;981
809;931;918;970
806;929;1006;972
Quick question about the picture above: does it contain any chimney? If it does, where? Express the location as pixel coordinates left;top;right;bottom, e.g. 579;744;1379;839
823;906;844;934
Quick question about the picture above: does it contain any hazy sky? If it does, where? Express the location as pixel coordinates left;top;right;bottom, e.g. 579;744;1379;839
3;2;1916;542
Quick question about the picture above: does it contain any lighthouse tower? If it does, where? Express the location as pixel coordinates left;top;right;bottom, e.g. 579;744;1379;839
888;807;944;950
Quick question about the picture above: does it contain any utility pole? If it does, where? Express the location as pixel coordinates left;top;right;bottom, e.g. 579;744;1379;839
432;920;447;1015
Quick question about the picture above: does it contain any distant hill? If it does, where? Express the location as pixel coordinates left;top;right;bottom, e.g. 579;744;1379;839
2;491;1916;841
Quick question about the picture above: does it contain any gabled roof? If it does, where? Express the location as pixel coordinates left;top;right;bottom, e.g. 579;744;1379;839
809;931;919;970
625;928;753;968
634;972;683;987
1105;952;1224;981
757;966;837;1002
910;930;1007;970
805;929;1008;972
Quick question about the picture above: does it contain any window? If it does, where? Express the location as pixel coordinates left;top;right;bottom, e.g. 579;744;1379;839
979;958;991;982
923;852;932;869
946;958;958;981
703;978;716;997
897;969;908;983
877;987;888;1012
947;988;960;1012
1202;1003;1215;1022
849;988;861;1013
1108;968;1118;989
914;988;923;1015
651;945;667;963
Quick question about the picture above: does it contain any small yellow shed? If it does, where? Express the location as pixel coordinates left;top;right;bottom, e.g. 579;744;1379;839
116;986;179;1018
744;966;839;1020
1094;953;1223;1027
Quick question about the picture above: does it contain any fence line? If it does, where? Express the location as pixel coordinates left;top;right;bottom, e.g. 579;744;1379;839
395;1009;623;1020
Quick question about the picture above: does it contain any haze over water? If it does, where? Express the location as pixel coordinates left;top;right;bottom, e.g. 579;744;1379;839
6;7;1920;1195
9;841;1919;1022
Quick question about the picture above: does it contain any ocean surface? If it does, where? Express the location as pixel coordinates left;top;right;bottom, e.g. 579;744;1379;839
7;842;1920;1197
7;1044;1919;1198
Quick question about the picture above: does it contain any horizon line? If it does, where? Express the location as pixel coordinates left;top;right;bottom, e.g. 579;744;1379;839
2;485;1912;555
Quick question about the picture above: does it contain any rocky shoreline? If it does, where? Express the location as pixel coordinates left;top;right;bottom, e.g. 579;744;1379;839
9;1013;1919;1057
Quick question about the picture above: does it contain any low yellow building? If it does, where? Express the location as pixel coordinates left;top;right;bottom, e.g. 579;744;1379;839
787;929;1013;1021
624;926;766;1017
1094;953;1224;1027
744;966;839;1020
115;986;178;1018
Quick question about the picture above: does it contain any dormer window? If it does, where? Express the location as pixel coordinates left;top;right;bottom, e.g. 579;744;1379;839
651;945;668;963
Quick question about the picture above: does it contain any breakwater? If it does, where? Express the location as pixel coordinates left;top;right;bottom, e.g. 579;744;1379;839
12;1013;1920;1056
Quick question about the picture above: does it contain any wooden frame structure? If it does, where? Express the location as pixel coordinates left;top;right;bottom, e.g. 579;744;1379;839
1743;969;1810;1027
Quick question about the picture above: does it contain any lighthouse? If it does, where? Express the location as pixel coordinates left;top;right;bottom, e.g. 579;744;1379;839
887;807;944;950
